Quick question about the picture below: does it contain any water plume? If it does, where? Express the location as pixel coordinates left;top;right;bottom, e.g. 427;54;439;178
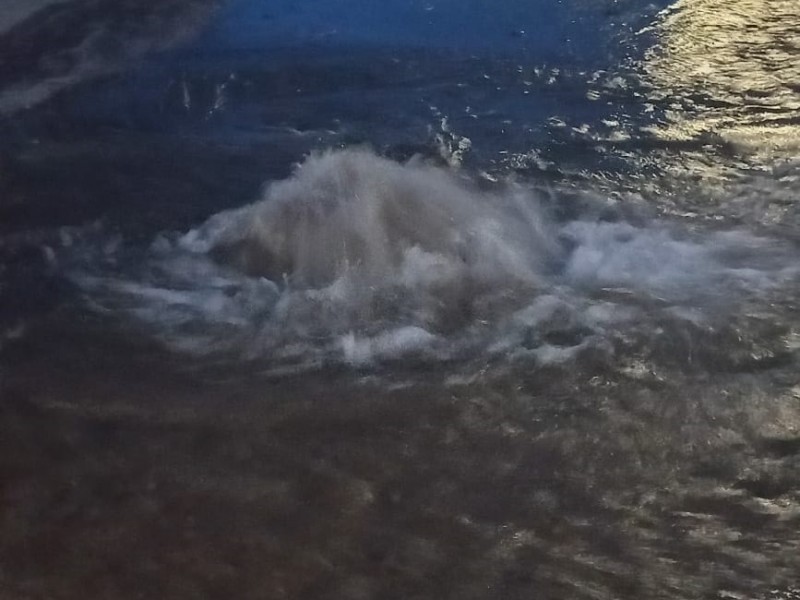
71;148;798;370
182;148;556;289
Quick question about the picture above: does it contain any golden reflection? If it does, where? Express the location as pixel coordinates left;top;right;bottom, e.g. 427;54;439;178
643;0;800;167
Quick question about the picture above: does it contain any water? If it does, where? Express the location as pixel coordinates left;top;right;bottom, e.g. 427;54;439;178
1;1;800;598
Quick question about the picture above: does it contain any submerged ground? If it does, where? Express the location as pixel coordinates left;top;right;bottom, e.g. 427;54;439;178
1;1;800;598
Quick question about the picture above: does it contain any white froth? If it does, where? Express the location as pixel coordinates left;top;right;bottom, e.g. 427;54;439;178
181;148;556;289
70;148;799;370
561;221;795;301
342;327;438;366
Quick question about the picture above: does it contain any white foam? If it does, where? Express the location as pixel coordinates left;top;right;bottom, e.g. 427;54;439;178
561;221;795;301
342;327;438;366
70;148;800;370
181;148;556;289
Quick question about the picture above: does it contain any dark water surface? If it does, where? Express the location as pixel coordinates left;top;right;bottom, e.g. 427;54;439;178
2;1;800;598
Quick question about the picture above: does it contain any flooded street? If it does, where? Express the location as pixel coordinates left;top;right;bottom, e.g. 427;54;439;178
1;1;800;598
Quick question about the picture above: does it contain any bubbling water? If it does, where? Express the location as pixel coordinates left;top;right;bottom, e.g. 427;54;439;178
71;148;798;370
182;148;557;288
165;148;562;359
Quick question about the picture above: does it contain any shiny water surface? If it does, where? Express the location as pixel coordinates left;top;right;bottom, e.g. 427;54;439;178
1;1;800;599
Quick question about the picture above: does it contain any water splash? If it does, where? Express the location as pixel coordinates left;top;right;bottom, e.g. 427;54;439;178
72;148;798;370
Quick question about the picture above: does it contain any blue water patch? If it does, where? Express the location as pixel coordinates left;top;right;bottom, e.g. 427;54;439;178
4;0;678;196
198;0;667;64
